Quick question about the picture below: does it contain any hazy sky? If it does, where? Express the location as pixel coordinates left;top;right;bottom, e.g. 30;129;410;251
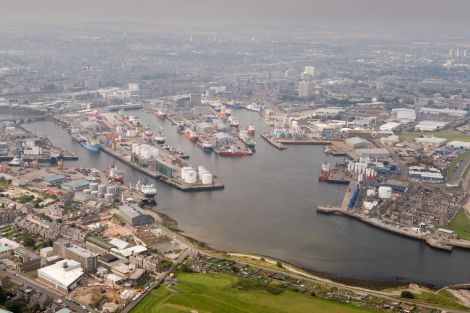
1;0;470;33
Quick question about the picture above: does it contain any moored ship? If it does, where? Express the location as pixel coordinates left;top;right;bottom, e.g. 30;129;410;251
238;130;256;151
80;139;101;153
197;141;213;153
155;109;167;119
183;129;198;143
246;125;255;136
219;146;252;157
319;161;331;181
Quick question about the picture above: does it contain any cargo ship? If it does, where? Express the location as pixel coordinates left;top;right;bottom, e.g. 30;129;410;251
197;141;213;153
319;161;331;181
219;146;252;157
183;129;198;143
80;139;101;153
246;125;255;136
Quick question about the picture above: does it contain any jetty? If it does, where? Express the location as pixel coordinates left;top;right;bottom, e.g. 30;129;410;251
260;132;287;150
101;145;224;192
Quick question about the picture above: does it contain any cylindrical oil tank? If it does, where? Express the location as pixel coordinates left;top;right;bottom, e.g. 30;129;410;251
98;184;106;193
201;173;213;185
83;189;91;195
104;193;114;201
135;145;141;156
89;183;99;191
181;167;192;179
106;186;115;194
98;192;105;199
91;191;98;198
184;170;197;184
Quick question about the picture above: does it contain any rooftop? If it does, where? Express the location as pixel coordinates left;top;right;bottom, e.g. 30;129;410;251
38;259;84;288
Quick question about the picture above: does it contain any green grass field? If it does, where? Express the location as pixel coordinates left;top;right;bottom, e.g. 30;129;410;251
448;209;470;240
399;130;470;142
131;273;376;313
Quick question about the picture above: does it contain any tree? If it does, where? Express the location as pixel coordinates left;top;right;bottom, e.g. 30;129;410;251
400;290;415;299
23;237;35;247
276;261;283;268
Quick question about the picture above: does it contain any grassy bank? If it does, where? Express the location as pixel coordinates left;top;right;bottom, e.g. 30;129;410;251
447;209;470;240
131;272;376;313
399;130;470;142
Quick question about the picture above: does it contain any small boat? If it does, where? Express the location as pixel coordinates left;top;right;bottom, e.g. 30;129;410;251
176;124;185;134
155;135;166;144
246;104;262;112
319;161;331;181
246;125;255;136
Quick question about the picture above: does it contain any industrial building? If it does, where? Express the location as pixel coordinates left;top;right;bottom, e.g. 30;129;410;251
414;121;448;132
379;122;401;132
419;107;467;118
118;204;155;227
391;108;416;123
380;135;400;146
62;180;90;191
345;137;373;149
447;141;470;149
38;259;84;293
356;148;390;158
415;137;448;147
53;239;98;273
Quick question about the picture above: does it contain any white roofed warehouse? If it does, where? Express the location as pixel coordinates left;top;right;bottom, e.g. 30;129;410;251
38;259;84;293
118;204;155;227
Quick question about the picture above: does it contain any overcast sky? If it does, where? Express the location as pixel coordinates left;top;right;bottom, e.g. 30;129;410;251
1;0;469;34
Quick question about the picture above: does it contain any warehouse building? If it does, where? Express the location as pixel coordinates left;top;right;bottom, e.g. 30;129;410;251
391;108;416;123
419;107;467;118
345;137;373;149
414;121;448;132
118;204;155;227
379;122;401;132
447;141;470;149
356;148;390;158
62;180;90;191
53;239;98;273
415;137;447;147
38;259;84;293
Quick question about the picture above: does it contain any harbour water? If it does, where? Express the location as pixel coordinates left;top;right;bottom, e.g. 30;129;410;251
23;110;470;287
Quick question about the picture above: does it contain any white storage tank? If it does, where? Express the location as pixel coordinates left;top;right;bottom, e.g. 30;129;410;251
132;144;138;154
184;170;197;184
181;167;192;179
104;193;114;201
91;191;98;198
98;192;105;199
106;186;115;194
378;186;392;199
201;173;213;185
143;149;153;160
83;189;91;195
98;184;106;194
89;183;99;191
366;189;376;197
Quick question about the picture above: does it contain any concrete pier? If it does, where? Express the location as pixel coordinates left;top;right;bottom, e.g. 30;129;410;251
260;132;287;150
